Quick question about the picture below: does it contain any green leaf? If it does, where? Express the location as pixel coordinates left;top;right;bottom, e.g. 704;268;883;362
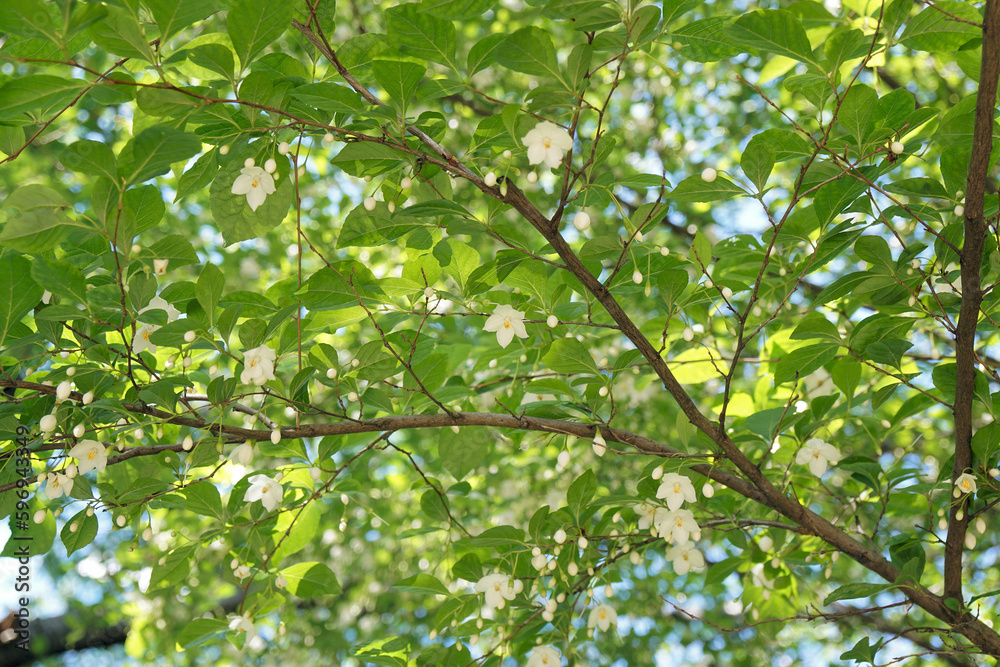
567;469;597;518
439;428;487;480
840;636;884;666
672;17;743;62
146;0;220;43
420;0;493;21
123;127;202;186
187;44;236;80
467;33;506;76
0;0;59;43
386;4;456;66
727;9;817;66
209;153;293;245
280;561;342;597
179;482;224;519
496;27;560;79
228;0;294;69
741;135;775;192
0;253;43;348
0;75;88;119
394;573;451;596
774;343;839;385
177;618;229;649
543;338;598;375
88;6;156;62
823;581;893;606
196;262;224;323
62;140;118;181
331;142;407;177
899;1;981;51
837;84;877;148
30;257;88;305
670;174;746;202
60;511;99;556
372;59;426;111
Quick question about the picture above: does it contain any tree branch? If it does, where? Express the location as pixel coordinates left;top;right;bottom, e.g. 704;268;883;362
945;0;1000;605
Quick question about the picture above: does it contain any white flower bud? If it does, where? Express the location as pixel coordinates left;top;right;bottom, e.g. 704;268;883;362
219;145;230;155
557;450;570;468
568;562;578;576
547;315;558;328
364;197;377;211
484;172;497;187
722;287;733;299
134;428;144;440
890;141;904;154
264;158;277;174
651;466;663;480
424;286;435;299
976;516;986;534
629;551;642;564
326;368;337;379
182;435;194;451
702;482;714;498
955;205;965;216
184;330;196;343
527;172;538;183
323;133;334;144
73;424;85;438
554;529;567;544
33;510;46;524
401;176;412;189
56;381;71;402
347;391;358;403
598;386;608;397
351;358;360;367
116;515;126;527
701;167;717;182
309;467;321;480
682;327;694;342
183;357;192;368
759;536;773;552
271;429;281;445
82;391;94;405
578;536;588;549
244;157;255;168
632;270;642;284
278;142;290;155
40;415;57;433
573;212;591;231
142;528;152;541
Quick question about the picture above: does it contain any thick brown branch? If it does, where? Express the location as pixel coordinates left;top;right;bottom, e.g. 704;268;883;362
945;0;1000;605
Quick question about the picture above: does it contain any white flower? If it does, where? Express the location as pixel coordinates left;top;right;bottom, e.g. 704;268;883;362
44;472;72;499
153;259;168;275
474;573;520;610
140;296;180;323
229;613;264;649
587;604;618;632
656;473;696;511
956;472;977;496
666;543;705;575
482;305;529;348
231;166;276;211
634;502;657;530
795;437;841;477
523;121;573;169
67;439;107;474
241;344;276;386
526;646;561;667
41;290;52;304
234;565;251;580
275;573;288;589
133;324;159;354
243;474;283;512
230;441;255;467
592;432;607;457
653;507;699;545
